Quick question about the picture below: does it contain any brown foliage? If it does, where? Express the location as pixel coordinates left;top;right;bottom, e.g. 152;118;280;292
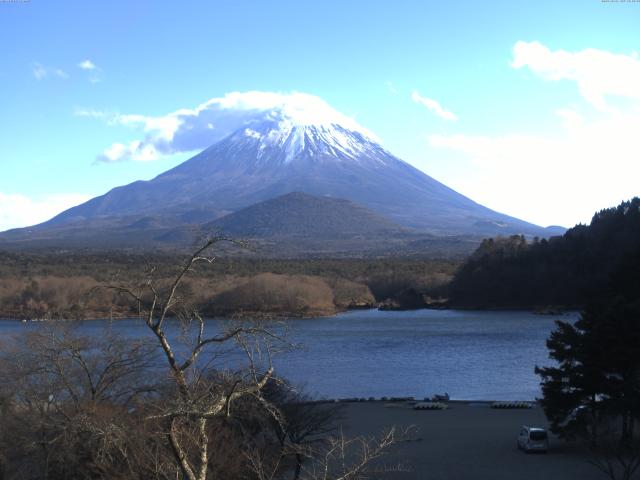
324;277;375;309
0;276;101;320
0;272;379;320
0;251;459;318
208;273;337;316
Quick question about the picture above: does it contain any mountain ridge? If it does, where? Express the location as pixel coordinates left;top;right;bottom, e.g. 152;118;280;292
0;98;565;253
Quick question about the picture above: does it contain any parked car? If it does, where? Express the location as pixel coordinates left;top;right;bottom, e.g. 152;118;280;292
517;426;549;453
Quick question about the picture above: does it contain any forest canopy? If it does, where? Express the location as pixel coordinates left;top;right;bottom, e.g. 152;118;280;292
448;198;640;309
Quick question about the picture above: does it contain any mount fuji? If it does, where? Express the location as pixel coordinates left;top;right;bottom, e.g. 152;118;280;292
0;94;563;253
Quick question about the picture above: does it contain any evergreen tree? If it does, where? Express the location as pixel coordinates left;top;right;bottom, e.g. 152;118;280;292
450;197;640;308
536;252;640;445
535;314;608;442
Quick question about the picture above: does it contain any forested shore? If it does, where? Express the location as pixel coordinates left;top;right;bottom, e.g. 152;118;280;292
447;198;640;310
0;254;456;320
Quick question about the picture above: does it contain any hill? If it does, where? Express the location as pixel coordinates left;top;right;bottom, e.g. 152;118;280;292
208;192;404;238
448;197;640;308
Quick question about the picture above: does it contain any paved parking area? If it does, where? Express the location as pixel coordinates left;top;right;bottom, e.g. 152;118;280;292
338;402;602;480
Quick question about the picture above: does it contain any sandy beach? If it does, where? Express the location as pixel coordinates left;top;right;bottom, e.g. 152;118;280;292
337;401;602;480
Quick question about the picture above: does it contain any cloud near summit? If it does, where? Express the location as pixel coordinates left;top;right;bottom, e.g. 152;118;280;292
426;41;640;227
88;91;372;163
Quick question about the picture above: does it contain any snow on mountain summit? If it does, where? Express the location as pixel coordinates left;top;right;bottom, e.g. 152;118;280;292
237;121;388;164
95;91;384;163
218;93;387;163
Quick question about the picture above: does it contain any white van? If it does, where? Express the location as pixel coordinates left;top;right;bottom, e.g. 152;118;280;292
516;426;549;453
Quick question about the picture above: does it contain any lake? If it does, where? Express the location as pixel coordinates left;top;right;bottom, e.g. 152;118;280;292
0;309;577;401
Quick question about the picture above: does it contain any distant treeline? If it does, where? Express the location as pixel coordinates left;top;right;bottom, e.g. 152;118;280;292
448;198;640;309
0;253;457;319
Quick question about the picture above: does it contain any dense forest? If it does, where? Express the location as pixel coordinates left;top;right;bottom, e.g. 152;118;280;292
448;198;640;309
0;253;456;319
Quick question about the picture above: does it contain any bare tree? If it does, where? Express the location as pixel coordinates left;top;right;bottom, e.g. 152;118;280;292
260;380;344;480
0;325;158;479
246;426;413;480
99;238;284;480
99;238;408;480
0;239;407;480
588;437;640;480
302;427;407;480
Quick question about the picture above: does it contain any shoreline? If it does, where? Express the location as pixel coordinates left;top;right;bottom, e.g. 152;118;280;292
295;398;542;406
0;305;579;323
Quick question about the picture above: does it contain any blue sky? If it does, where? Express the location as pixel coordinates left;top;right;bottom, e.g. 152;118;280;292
1;0;639;231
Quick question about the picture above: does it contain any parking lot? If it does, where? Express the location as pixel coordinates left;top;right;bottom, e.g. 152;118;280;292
338;402;602;480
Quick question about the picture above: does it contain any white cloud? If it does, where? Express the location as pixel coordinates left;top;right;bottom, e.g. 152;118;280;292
511;41;640;111
73;107;108;119
0;193;92;232
78;59;97;70
411;90;458;121
32;62;68;80
97;141;160;163
77;59;102;83
428;110;640;227
82;91;375;163
31;62;47;80
385;81;398;94
554;108;583;130
54;68;68;79
116;114;182;140
419;41;640;227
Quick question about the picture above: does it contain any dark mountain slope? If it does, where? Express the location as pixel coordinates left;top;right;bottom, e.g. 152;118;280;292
208;192;405;239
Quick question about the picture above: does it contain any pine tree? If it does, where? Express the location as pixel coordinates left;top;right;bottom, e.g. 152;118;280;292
536;252;640;445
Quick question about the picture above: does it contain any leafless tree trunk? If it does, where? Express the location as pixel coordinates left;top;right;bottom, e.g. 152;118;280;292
100;238;283;480
247;426;413;480
0;238;407;480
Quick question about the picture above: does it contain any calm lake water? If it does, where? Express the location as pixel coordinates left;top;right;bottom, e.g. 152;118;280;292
0;309;578;401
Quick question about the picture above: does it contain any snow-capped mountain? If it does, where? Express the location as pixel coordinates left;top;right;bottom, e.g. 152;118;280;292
1;95;564;251
239;122;388;165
